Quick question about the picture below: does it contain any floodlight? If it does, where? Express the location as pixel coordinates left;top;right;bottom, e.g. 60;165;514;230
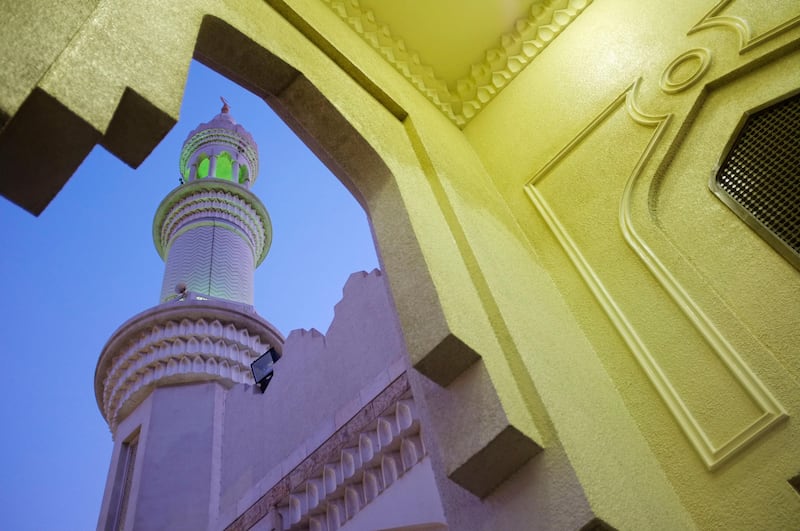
251;347;280;394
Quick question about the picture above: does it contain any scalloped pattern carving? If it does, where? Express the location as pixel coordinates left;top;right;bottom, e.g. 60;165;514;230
225;375;422;531
278;399;424;530
159;189;267;261
322;0;592;127
100;317;272;430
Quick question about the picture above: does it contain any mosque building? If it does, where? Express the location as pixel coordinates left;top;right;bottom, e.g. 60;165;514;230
2;1;799;529
92;102;447;530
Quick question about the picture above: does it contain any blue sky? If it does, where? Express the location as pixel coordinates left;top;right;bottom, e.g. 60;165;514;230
0;61;378;531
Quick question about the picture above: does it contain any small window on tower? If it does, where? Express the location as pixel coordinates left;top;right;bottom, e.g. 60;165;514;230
216;151;234;180
197;156;210;179
710;91;800;269
106;430;139;531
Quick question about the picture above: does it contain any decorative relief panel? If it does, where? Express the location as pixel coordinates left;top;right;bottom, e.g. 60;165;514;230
524;78;787;470
690;0;800;53
519;0;800;471
226;375;426;531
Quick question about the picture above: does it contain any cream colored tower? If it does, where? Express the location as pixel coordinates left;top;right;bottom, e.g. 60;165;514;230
94;104;283;531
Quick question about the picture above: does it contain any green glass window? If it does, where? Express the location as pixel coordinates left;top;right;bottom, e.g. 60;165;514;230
216;152;233;181
197;157;210;179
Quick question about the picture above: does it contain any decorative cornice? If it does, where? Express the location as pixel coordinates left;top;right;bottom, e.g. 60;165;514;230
322;0;592;127
95;299;283;431
152;179;272;265
226;374;425;531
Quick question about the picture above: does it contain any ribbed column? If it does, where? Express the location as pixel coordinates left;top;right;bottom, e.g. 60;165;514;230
153;180;272;305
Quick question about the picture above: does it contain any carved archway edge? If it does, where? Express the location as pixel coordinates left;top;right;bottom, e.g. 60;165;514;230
188;15;472;385
192;14;542;498
0;10;541;498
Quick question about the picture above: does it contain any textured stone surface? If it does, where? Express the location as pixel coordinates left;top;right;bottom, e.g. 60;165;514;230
160;224;256;304
10;2;800;529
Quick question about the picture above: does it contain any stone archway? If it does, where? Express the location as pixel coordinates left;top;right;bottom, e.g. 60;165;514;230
0;4;541;508
189;17;541;501
189;15;473;385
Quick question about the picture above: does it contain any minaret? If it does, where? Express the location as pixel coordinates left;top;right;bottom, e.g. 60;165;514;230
94;102;283;531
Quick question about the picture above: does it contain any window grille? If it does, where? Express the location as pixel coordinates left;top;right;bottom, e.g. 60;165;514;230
711;92;800;269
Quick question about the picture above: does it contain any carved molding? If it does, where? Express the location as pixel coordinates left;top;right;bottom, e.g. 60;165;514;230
153;179;272;266
524;79;787;470
180;127;259;183
96;300;283;432
659;48;712;95
226;374;423;531
322;0;592;127
689;0;800;53
281;403;423;530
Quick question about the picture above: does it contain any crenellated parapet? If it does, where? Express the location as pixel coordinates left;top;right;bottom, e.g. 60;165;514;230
95;298;283;432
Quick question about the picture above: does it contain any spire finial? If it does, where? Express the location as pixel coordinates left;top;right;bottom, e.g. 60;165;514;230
220;96;230;114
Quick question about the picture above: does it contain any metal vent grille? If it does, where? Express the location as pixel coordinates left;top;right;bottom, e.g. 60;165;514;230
714;92;800;266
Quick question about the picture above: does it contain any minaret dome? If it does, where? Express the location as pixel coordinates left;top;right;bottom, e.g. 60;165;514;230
178;97;259;188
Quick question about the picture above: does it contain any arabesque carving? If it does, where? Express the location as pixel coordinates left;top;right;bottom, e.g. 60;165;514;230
659;48;712;94
524;79;787;470
689;0;800;53
321;0;592;127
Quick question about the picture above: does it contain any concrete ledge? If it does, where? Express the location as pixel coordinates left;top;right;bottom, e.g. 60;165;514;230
0;87;99;214
413;332;480;387
412;361;542;499
449;425;541;499
100;87;174;169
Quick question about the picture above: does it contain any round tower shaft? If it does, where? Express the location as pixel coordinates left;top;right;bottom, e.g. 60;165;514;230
152;103;271;305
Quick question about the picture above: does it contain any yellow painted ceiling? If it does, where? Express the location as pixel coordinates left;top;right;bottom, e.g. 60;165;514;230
322;0;593;127
360;0;535;84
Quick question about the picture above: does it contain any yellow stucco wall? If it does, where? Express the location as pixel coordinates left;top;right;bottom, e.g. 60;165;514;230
464;1;800;529
2;0;799;529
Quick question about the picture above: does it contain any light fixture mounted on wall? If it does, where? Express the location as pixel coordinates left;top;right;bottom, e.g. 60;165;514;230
251;347;280;393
